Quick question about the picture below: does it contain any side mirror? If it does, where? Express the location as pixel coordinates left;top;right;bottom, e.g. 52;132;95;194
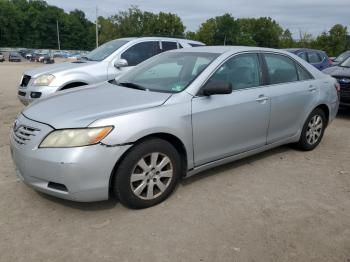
202;81;232;96
114;59;128;69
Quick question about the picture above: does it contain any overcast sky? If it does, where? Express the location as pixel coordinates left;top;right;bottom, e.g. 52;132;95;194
46;0;349;38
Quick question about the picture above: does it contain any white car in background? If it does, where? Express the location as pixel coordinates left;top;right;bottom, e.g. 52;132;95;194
17;37;204;104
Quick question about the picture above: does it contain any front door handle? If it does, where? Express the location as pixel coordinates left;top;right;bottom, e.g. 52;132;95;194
256;95;269;103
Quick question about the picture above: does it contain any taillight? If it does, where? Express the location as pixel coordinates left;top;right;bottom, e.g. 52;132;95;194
335;82;340;100
335;82;340;92
328;59;333;65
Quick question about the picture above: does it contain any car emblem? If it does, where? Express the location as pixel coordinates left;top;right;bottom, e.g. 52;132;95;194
339;78;350;84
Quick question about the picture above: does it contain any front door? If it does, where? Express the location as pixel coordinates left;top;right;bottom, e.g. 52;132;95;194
107;41;161;80
192;53;270;166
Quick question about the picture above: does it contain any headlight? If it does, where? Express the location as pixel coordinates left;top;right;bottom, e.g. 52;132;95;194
33;74;55;86
39;126;113;148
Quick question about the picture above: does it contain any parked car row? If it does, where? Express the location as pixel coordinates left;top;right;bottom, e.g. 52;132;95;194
0;52;5;62
11;36;340;209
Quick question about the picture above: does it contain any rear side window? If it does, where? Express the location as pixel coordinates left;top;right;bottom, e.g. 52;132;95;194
264;54;298;84
298;52;308;61
308;52;322;63
296;64;313;81
121;41;161;66
161;41;178;52
189;43;204;47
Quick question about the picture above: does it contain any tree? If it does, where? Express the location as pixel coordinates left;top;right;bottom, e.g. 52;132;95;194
98;6;185;43
328;24;348;56
250;17;283;48
280;29;296;48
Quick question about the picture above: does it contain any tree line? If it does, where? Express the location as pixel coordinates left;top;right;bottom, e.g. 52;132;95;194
0;1;348;56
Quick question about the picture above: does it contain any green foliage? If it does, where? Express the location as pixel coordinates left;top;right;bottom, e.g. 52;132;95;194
0;0;95;50
98;6;185;44
312;24;348;56
0;1;348;56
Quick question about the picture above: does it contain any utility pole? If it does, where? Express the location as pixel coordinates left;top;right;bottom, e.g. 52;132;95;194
95;6;99;48
56;20;61;50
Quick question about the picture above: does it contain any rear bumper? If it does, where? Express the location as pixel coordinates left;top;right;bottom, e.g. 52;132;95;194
10;127;132;202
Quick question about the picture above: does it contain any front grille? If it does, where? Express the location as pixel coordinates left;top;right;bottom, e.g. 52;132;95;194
13;125;41;145
20;75;31;87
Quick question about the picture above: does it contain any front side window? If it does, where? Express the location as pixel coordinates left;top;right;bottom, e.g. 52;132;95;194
264;54;298;84
308;52;322;63
209;53;261;90
121;41;161;66
161;41;178;52
116;52;219;93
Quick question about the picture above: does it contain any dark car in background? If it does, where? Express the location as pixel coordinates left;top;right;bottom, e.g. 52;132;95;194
9;52;21;62
331;51;350;66
323;57;350;108
0;52;5;62
285;48;331;70
29;53;41;62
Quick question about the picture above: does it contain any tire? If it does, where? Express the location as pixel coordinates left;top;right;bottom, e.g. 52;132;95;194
297;108;326;151
113;138;182;209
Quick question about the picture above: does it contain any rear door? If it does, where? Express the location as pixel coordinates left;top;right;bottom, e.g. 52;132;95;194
262;53;317;143
161;41;179;52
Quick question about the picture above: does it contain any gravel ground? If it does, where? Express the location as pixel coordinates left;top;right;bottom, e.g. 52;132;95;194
0;61;349;262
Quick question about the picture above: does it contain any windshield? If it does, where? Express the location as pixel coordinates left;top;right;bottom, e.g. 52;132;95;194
340;57;350;67
84;39;130;61
334;51;350;62
115;52;219;93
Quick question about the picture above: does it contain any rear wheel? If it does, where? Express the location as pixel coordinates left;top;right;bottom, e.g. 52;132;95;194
113;138;182;209
297;108;326;151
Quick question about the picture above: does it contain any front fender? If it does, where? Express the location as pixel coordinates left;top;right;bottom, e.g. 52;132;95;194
90;100;194;169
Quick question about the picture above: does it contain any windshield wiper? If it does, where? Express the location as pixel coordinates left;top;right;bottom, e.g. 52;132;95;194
117;82;148;91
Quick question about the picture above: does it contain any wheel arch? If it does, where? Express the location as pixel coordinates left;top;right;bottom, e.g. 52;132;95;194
314;104;330;126
59;81;88;91
108;132;188;197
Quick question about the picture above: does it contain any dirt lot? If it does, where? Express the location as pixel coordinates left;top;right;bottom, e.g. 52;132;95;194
0;60;350;262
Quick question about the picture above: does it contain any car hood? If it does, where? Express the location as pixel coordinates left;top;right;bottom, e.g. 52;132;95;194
24;60;98;78
322;66;350;76
22;82;172;129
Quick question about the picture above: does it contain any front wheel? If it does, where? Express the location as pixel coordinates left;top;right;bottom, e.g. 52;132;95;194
113;138;182;209
297;108;326;151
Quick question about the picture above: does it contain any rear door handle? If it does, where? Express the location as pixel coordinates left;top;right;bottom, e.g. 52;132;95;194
309;85;317;92
256;95;269;103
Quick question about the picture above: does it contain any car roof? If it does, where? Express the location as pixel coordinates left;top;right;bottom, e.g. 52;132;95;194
121;36;204;45
284;48;326;53
170;45;291;54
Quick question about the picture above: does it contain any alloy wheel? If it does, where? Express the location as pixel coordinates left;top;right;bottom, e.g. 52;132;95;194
130;152;173;200
306;115;323;145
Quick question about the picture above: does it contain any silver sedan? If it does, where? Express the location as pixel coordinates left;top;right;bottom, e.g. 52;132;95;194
10;46;339;209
